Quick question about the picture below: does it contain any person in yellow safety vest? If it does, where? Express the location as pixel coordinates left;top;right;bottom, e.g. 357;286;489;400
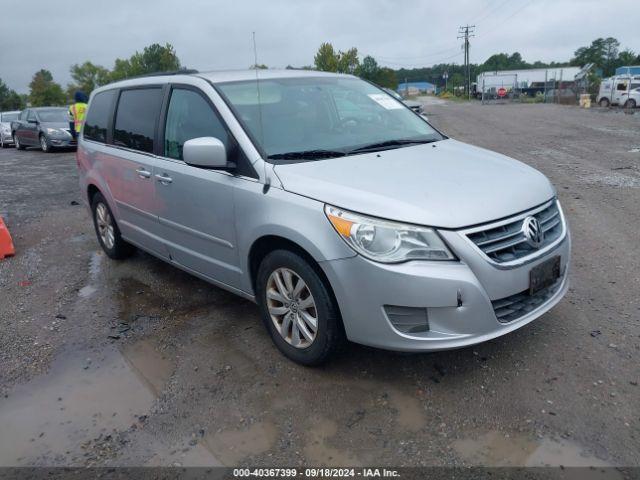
68;91;88;139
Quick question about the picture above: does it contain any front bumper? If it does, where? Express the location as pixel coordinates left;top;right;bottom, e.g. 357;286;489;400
321;229;571;352
49;136;77;148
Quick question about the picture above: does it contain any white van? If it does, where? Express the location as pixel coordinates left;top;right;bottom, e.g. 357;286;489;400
598;75;640;108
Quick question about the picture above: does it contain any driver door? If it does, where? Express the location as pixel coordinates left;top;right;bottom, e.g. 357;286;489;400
154;85;241;289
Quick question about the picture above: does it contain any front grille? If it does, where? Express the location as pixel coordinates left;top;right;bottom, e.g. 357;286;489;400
466;201;563;263
492;278;563;323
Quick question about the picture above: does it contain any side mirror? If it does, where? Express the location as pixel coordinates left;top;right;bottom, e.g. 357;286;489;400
183;137;232;169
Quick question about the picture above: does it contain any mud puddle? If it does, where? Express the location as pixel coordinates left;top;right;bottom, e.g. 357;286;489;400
0;339;173;466
453;431;611;467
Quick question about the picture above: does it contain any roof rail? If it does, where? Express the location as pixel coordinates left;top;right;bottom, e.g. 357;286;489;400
129;69;199;79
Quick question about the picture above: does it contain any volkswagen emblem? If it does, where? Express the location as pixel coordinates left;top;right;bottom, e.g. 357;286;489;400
522;216;544;248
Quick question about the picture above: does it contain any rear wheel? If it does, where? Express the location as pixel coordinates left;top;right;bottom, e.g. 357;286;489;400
256;249;345;366
39;134;51;153
599;98;610;108
14;134;25;150
91;192;135;260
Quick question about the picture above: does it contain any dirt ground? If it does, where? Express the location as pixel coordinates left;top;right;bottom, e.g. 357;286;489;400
0;101;638;468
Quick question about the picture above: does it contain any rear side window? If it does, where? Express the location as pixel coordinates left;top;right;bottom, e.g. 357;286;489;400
164;88;229;160
84;90;116;143
114;88;163;153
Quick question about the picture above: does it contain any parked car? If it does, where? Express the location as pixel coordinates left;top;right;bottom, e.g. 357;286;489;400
11;107;76;152
383;87;424;114
78;70;570;365
0;110;20;148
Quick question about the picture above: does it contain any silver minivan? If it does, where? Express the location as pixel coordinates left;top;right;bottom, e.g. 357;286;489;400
77;70;570;365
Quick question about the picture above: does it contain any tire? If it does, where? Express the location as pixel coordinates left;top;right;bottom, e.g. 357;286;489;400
91;192;136;260
599;98;610;108
256;249;345;366
14;134;25;150
624;99;636;109
39;134;51;153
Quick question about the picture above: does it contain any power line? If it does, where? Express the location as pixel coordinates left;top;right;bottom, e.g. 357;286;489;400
374;46;461;61
376;50;464;68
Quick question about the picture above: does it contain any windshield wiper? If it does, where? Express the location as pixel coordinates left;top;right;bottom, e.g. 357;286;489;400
267;149;346;160
348;138;437;154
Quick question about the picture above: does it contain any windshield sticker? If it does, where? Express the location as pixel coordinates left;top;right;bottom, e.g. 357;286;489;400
368;94;404;110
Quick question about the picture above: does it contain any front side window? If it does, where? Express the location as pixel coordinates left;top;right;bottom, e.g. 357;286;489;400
114;88;163;153
19;110;28;121
217;76;442;161
84;90;116;143
164;88;229;160
27;110;37;122
616;83;628;91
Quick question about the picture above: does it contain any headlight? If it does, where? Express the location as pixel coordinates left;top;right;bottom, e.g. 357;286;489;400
46;128;67;136
325;205;455;263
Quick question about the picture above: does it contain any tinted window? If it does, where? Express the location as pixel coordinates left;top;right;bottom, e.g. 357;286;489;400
114;88;162;153
164;88;229;160
27;110;36;121
616;83;627;91
84;90;116;143
19;110;28;121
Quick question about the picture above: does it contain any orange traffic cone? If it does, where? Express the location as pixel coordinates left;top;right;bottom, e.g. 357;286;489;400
0;217;15;260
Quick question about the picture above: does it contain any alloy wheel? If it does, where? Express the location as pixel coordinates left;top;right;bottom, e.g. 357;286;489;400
40;135;48;152
95;202;115;250
266;268;318;348
14;136;20;149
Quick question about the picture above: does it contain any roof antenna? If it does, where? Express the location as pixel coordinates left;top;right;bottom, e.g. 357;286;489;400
253;31;270;194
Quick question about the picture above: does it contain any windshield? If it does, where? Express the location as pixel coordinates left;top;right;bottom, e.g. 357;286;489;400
1;112;19;122
37;108;68;123
217;77;443;161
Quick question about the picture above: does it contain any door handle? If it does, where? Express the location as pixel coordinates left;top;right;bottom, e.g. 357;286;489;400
136;167;151;179
155;173;173;185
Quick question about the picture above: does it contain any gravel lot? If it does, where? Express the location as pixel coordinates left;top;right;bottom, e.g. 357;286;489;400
0;102;638;468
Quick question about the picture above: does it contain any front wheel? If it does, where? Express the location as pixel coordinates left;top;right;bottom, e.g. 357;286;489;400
14;134;25;150
624;99;636;109
91;192;136;260
256;250;345;366
39;134;51;152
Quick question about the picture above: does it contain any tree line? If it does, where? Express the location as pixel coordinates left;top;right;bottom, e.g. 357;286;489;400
395;37;639;90
1;36;638;111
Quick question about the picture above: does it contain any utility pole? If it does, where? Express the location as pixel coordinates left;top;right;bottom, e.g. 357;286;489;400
457;25;475;99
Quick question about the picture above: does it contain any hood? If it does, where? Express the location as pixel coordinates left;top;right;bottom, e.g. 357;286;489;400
273;139;554;229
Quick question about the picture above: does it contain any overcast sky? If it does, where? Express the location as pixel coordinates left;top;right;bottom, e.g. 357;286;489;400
2;0;638;93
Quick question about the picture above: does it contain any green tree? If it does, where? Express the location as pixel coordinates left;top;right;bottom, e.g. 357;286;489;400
357;55;380;81
0;78;26;110
67;61;110;98
110;43;182;82
374;67;397;89
314;42;339;72
571;37;620;76
28;70;66;107
616;49;637;68
337;47;359;74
